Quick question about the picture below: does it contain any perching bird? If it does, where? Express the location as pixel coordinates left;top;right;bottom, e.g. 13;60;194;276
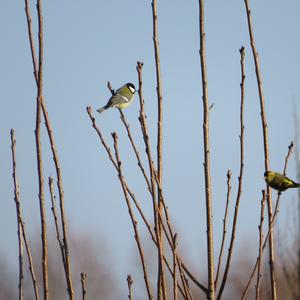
97;83;136;113
264;171;300;192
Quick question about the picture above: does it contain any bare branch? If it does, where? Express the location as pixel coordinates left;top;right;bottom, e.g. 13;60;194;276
80;272;87;300
121;110;152;189
48;177;67;272
127;275;133;300
136;60;166;299
24;1;74;297
172;234;178;300
217;46;246;299
24;0;38;82
112;132;154;300
35;1;49;297
151;0;165;295
198;1;215;298
256;190;266;300
11;129;39;300
10;129;24;300
243;1;276;298
215;170;232;289
43;105;74;299
87;106;204;298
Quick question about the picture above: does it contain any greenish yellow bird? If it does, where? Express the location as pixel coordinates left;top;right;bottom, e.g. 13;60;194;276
264;171;300;192
97;83;136;113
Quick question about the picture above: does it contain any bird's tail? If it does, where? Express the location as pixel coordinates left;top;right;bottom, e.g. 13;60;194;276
290;181;300;188
96;103;110;114
96;107;106;113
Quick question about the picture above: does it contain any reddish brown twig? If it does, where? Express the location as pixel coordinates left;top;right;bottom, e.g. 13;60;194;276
243;1;276;298
178;264;192;300
116;77;191;298
217;46;246;299
199;1;215;298
11;129;39;300
154;165;207;295
283;142;294;176
35;1;49;298
87;106;201;298
136;62;207;294
119;109;151;190
256;190;266;300
10;129;24;300
172;234;178;300
48;177;67;271
215;170;232;289
135;63;159;227
44;114;74;299
135;61;165;299
151;0;165;297
80;273;87;300
112;132;153;300
24;1;74;298
127;275;133;300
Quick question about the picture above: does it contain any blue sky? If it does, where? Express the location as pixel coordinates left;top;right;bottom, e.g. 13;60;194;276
1;0;300;296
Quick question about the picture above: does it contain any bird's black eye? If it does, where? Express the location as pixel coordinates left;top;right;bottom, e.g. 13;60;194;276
264;171;268;177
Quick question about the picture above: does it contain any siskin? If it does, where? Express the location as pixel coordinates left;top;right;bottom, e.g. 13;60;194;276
264;171;300;192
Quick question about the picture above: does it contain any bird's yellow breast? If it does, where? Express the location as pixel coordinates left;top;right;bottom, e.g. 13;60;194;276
115;99;133;109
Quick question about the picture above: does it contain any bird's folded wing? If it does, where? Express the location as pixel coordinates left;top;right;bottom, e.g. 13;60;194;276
110;94;129;105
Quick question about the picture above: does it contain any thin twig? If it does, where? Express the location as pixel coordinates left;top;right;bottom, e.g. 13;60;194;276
80;273;87;300
177;260;192;300
10;129;24;300
112;132;154;300
154;166;207;295
117;74;203;297
44;108;75;299
136;63;207;293
217;46;246;300
215;170;232;289
199;1;215;298
24;0;74;297
256;190;266;300
87;106;201;298
283;142;294;176
135;63;159;227
48;177;66;271
151;0;165;296
184;277;194;300
135;61;165;299
11;129;39;300
35;1;49;298
243;1;276;298
24;0;38;81
172;234;178;300
21;221;40;300
127;275;133;300
119;109;152;190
